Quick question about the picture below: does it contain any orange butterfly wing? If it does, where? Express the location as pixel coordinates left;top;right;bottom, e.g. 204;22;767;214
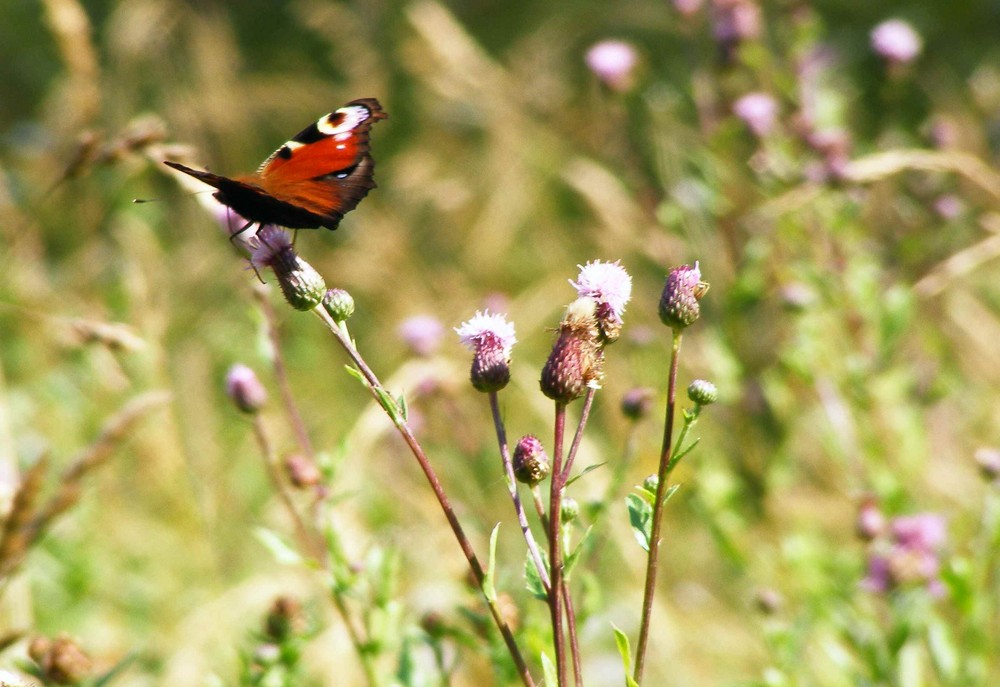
165;98;386;230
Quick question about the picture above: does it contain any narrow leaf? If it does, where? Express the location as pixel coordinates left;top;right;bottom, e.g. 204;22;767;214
565;461;607;488
626;494;652;552
483;523;500;602
254;527;303;566
541;652;558;687
612;624;640;687
524;550;549;601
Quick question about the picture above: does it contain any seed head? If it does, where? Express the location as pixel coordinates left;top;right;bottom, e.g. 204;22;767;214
658;262;709;330
455;311;517;393
512;435;550;486
252;226;327;311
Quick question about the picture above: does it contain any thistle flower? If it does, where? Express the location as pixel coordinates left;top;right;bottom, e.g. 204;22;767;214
540;298;604;403
658;263;709;330
871;19;922;65
570;260;632;343
585;40;640;92
225;363;267;413
399;314;446;357
512;435;551;486
251;226;327;311
862;512;947;597
455;311;517;393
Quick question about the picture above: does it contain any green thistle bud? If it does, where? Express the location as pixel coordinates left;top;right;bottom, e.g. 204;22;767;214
252;227;327;311
323;288;355;322
687;379;718;405
560;497;580;523
512;435;550;486
658;263;709;330
642;474;658;496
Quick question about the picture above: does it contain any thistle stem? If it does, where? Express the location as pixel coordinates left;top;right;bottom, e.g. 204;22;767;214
633;330;683;684
549;403;568;686
315;307;537;687
489;392;551;592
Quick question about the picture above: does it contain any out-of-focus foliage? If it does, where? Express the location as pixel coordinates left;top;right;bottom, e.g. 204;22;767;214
1;0;999;685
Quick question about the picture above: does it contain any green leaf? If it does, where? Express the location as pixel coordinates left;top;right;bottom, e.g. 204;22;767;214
563;525;594;578
565;461;607;488
524;550;549;601
612;624;640;687
626;494;653;552
926;615;958;681
483;523;500;603
541;652;558;687
255;527;304;566
343;365;366;385
661;483;680;505
396;392;408;421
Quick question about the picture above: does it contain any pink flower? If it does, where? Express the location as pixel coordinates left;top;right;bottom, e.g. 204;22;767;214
871;19;922;65
456;311;517;393
891;513;946;551
733;92;779;137
585;40;640;92
570;260;632;323
225;364;267;413
398;315;445;357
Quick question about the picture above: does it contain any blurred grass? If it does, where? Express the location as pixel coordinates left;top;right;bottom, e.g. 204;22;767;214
2;0;1000;685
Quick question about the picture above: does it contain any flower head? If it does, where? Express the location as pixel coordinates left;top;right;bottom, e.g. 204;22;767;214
862;511;948;597
512;435;550;486
399;314;446;357
251;226;327;311
456;311;517;392
658;262;709;330
225;363;267;413
570;260;632;342
585;40;640;92
539;298;604;403
871;19;922;65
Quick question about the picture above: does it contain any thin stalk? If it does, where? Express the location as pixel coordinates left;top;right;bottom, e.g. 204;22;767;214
254;285;315;459
548;403;568;686
633;330;683;684
249;413;377;686
489;392;551;592
561;388;596;483
314;307;536;687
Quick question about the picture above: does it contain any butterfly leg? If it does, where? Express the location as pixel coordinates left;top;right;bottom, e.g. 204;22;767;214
228;220;256;243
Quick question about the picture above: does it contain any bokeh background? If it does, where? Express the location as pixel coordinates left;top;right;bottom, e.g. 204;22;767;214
2;0;999;685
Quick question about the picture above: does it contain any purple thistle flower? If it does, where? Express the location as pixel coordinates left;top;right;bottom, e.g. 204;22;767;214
570;260;632;323
871;19;922;65
225;364;267;413
891;513;946;551
456;311;517;393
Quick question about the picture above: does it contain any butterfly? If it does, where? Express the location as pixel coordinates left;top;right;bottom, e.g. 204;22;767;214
165;98;386;233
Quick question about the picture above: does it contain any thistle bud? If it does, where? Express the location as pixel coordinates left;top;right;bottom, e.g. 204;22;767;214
621;387;656;420
455;311;517;393
284;453;321;489
658;263;708;330
540;298;604;403
225;364;267;413
687;379;718;406
252;227;326;311
322;288;355;322
512;435;550;486
855;496;886;542
560;497;580;523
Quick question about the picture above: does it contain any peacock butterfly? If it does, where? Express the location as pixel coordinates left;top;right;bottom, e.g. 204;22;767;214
165;98;386;232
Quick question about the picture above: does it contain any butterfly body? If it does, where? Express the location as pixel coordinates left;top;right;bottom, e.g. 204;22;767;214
165;98;386;231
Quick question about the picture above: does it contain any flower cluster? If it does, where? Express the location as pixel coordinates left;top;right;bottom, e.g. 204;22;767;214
860;508;948;597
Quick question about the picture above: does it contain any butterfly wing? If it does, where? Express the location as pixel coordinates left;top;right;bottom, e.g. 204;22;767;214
164;98;387;230
251;98;387;229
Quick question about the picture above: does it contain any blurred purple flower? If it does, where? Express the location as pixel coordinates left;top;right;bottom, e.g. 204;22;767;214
862;511;947;597
711;0;762;55
585;40;640;92
225;363;267;413
398;314;446;357
733;92;779;137
871;19;922;65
